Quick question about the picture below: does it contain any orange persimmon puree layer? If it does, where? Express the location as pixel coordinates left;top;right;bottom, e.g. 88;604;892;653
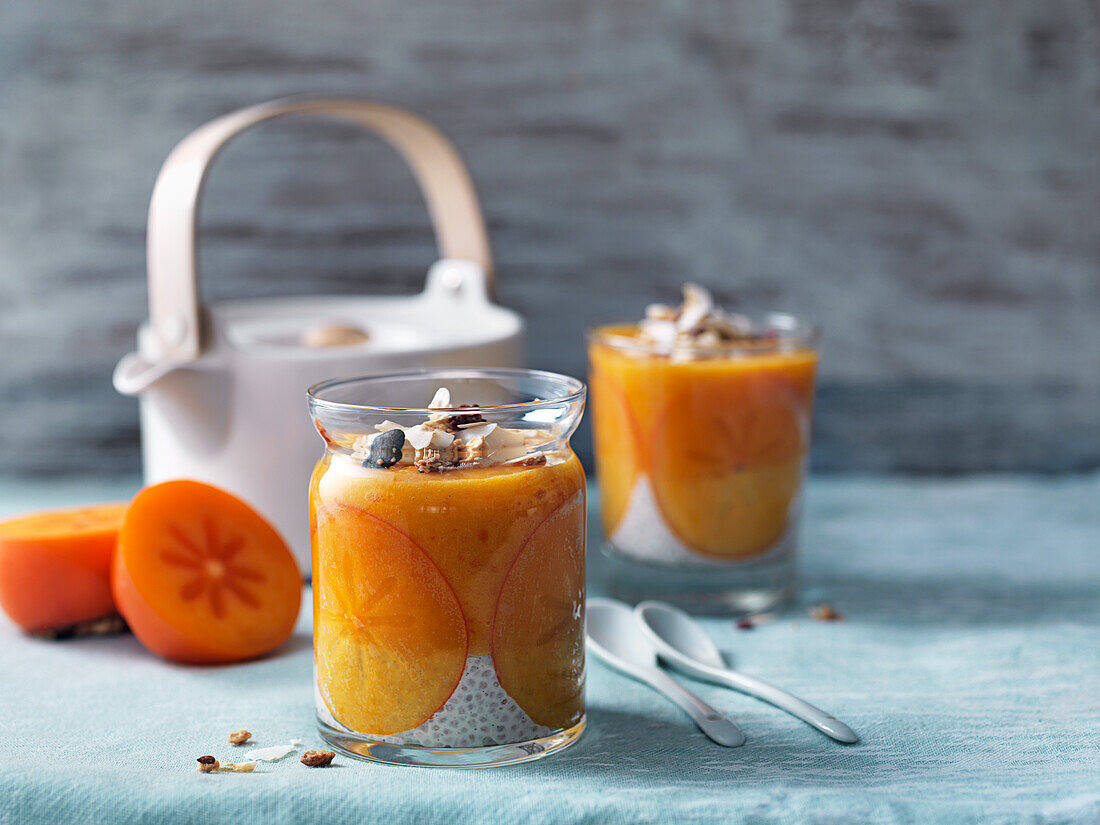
310;453;587;734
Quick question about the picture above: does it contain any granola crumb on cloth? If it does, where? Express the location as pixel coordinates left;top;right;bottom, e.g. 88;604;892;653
810;603;844;622
301;750;336;767
228;729;251;745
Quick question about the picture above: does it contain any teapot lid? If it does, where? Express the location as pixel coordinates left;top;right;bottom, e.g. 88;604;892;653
213;260;522;357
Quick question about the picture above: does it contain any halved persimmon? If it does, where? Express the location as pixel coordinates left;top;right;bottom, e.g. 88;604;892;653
589;364;643;536
112;480;301;664
0;503;127;634
314;503;467;735
492;491;586;729
650;374;810;559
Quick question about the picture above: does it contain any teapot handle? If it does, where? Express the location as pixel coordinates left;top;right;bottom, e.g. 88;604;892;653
144;96;494;362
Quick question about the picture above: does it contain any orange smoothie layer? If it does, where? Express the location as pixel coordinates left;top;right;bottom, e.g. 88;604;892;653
590;323;816;561
310;451;586;741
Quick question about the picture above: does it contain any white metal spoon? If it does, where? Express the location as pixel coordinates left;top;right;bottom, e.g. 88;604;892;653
586;597;745;747
635;600;859;744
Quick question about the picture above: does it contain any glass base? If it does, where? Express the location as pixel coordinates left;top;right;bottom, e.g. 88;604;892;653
318;717;586;769
600;536;796;615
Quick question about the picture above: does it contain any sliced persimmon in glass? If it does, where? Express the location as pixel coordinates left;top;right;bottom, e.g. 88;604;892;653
651;375;809;559
0;503;127;634
589;365;642;535
112;480;302;664
314;504;467;736
493;492;586;730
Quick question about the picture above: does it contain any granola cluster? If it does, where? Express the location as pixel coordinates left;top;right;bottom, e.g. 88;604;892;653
300;749;336;768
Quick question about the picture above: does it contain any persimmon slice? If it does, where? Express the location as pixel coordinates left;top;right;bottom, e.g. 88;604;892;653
589;365;642;536
112;480;301;664
651;377;809;559
0;503;126;633
314;504;467;735
492;492;586;729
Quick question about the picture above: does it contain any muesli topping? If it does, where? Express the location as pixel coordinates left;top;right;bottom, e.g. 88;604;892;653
353;389;546;471
638;283;757;356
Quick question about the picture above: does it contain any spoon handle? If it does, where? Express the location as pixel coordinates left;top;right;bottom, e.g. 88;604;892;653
644;668;746;747
691;661;858;744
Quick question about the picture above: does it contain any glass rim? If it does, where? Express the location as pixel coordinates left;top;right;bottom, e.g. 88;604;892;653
586;312;821;357
307;367;587;415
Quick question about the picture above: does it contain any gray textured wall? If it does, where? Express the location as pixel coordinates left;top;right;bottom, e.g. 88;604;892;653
1;0;1098;476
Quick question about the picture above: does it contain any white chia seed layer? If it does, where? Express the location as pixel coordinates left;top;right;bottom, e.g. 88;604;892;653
317;655;552;749
608;476;703;566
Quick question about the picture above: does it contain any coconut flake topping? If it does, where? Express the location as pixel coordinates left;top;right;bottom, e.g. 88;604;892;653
639;283;757;355
352;388;548;472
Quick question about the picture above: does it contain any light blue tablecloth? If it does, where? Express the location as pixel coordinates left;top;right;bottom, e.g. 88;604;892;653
1;474;1098;825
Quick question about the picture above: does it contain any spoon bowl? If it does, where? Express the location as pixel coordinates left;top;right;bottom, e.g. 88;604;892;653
587;598;745;747
587;598;661;672
635;601;859;744
637;600;729;669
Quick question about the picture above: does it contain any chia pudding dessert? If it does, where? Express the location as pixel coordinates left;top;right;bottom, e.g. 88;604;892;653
588;285;819;610
308;371;586;766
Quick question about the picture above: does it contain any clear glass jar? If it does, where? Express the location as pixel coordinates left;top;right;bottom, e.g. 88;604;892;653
307;368;587;767
588;314;820;613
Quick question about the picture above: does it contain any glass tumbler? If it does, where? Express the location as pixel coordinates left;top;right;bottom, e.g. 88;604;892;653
307;368;587;767
588;315;820;613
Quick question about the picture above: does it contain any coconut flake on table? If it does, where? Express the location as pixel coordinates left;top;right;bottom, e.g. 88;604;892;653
243;744;298;762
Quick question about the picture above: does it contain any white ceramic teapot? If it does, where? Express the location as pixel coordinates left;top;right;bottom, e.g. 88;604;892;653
114;97;524;571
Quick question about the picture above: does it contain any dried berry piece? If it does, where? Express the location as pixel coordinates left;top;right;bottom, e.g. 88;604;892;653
444;405;485;427
735;618;754;631
197;755;219;773
364;428;405;469
300;749;335;767
425;405;485;432
228;730;251;745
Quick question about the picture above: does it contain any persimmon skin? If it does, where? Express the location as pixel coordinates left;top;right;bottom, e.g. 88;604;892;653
0;504;126;634
112;480;302;665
